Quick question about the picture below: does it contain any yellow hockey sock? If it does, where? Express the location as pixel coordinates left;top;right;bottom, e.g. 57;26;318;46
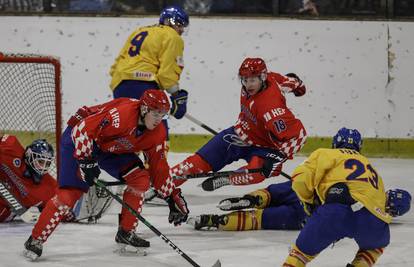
283;245;316;267
219;209;263;231
350;248;384;267
248;189;271;209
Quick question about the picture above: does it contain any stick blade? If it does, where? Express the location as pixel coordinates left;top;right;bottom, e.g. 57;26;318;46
212;259;221;267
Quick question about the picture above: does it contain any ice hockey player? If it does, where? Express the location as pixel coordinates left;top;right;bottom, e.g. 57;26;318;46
109;5;189;121
170;57;307;191
23;90;189;260
191;181;306;231
0;136;58;223
282;127;412;267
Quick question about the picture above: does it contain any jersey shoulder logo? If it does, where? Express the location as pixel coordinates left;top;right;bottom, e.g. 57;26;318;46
13;158;21;168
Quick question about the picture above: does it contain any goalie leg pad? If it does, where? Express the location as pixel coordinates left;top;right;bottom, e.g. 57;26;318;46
120;168;150;231
31;188;83;242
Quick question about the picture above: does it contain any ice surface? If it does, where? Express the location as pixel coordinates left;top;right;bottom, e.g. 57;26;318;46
1;153;413;267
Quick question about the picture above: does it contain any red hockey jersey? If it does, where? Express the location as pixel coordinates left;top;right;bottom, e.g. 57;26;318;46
70;98;173;196
234;72;307;158
0;135;57;221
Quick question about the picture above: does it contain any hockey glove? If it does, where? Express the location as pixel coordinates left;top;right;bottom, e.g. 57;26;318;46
78;159;100;186
170;89;188;119
285;73;306;97
67;106;91;127
261;151;286;178
165;188;189;226
301;194;322;216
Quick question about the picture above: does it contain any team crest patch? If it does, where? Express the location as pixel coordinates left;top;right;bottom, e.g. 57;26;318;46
13;158;21;167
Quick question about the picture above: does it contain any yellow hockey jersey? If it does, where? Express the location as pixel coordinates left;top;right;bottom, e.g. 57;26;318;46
291;148;392;224
110;24;184;91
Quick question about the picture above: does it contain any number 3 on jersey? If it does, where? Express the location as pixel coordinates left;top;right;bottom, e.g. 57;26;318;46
344;159;379;189
128;31;148;57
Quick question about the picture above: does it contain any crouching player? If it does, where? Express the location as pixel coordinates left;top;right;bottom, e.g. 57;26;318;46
23;90;189;260
0;135;59;223
283;127;411;267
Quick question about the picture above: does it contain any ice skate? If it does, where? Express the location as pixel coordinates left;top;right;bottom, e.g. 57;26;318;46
114;228;150;256
188;214;226;230
217;195;259;211
201;176;231;191
23;236;42;261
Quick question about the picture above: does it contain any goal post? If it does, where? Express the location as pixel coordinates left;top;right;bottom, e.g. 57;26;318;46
0;53;62;177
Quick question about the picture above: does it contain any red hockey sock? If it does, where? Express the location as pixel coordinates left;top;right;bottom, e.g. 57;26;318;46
32;188;83;242
230;156;268;186
120;168;150;231
170;154;212;187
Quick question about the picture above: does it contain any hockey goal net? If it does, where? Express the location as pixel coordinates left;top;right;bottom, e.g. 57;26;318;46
0;53;62;177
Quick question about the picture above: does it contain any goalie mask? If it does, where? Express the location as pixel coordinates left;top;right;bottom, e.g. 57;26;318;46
25;139;54;184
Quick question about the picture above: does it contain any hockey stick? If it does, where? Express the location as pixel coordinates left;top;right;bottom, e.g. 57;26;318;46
184;113;218;135
184;113;292;180
173;168;291;180
98;180;125;186
174;168;262;180
0;181;26;215
93;179;221;267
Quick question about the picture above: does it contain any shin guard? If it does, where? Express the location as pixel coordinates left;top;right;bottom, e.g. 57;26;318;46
31;188;83;242
283;245;316;267
220;209;263;231
350;248;384;267
120;168;150;231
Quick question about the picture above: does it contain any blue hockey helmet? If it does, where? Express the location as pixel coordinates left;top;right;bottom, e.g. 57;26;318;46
25;139;54;183
332;127;363;151
386;189;411;217
159;6;189;27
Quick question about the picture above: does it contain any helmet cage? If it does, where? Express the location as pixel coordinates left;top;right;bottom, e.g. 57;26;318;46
25;146;54;176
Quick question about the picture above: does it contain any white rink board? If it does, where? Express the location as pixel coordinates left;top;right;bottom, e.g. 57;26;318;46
0;153;413;267
0;17;413;137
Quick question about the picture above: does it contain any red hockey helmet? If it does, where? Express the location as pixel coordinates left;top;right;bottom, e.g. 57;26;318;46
140;89;171;113
238;58;267;78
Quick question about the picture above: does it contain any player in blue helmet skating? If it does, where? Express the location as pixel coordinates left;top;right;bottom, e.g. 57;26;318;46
110;5;189;121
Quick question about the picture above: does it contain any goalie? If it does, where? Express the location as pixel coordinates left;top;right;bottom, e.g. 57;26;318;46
0;135;67;223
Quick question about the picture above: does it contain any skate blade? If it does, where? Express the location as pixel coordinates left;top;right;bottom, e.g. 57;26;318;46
22;249;40;261
114;243;148;256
